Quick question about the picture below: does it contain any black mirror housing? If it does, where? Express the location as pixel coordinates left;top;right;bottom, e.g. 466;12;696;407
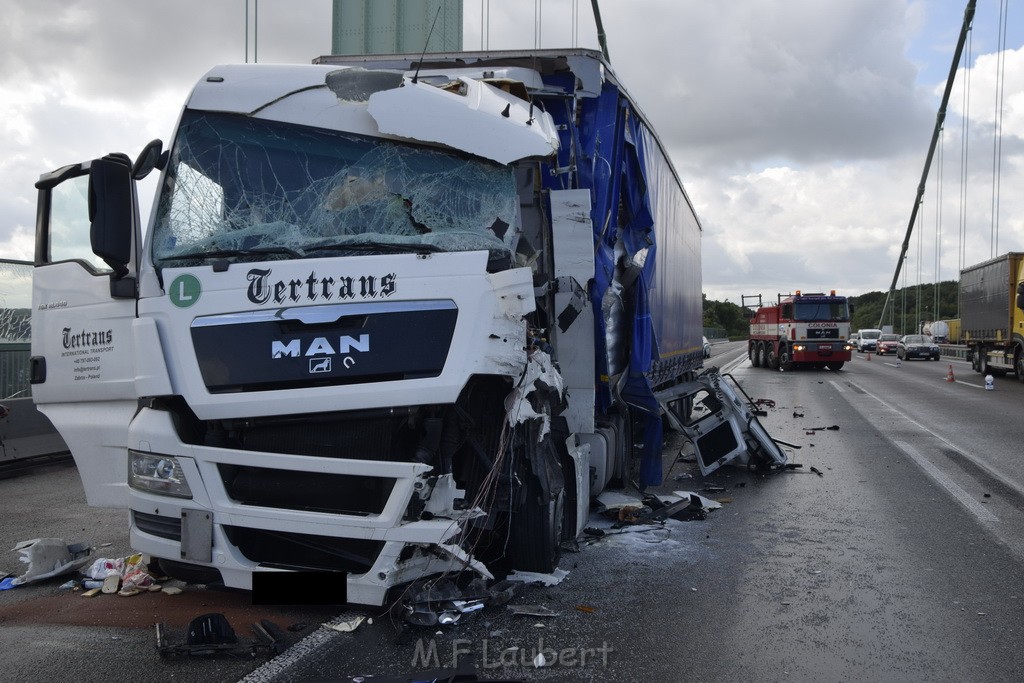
89;154;133;277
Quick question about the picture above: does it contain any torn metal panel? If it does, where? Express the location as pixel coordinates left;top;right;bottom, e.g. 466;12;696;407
367;77;560;165
549;188;597;435
657;368;788;476
503;349;564;438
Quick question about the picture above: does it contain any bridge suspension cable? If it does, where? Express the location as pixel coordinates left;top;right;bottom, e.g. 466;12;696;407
878;0;976;329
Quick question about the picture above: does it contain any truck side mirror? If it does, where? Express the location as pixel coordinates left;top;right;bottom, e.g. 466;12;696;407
132;139;165;180
89;154;133;277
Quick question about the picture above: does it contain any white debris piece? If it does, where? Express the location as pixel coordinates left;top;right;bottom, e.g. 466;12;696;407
503;349;564;437
10;538;92;586
672;491;723;510
506;568;569;586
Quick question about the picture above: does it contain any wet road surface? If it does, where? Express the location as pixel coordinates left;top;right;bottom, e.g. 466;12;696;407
3;341;1024;681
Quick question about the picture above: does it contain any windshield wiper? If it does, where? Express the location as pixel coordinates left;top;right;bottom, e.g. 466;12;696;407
306;241;444;256
160;246;303;263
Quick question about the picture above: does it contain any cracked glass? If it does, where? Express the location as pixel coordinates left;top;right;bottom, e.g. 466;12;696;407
1;260;33;400
152;111;520;268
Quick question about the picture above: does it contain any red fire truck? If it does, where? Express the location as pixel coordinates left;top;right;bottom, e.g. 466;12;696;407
744;291;854;371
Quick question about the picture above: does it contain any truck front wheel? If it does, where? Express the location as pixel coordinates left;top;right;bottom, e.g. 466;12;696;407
509;473;564;573
508;419;565;573
1016;350;1024;383
779;345;793;371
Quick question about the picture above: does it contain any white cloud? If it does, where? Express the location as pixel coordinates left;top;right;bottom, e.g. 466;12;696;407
2;0;1023;307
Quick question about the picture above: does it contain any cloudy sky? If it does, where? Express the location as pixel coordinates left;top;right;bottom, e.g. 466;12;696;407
2;0;1022;305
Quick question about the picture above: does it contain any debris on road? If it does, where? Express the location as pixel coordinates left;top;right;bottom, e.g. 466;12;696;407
506;568;569;587
8;538;92;586
402;578;512;627
324;615;366;633
508;604;560;618
156;612;258;659
810;467;824;477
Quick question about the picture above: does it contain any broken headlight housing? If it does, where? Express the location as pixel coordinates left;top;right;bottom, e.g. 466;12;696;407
128;450;193;498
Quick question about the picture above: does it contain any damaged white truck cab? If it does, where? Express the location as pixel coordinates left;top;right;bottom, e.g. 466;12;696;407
31;50;780;605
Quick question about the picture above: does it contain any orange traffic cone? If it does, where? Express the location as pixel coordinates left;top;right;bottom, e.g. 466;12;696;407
946;365;955;382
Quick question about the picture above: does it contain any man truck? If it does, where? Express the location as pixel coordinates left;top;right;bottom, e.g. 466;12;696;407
960;252;1024;380
30;49;782;605
745;291;853;371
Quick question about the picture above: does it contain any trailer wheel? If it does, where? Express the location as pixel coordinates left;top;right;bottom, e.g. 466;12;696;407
979;353;988;375
750;342;761;368
756;342;768;368
1016;351;1024;383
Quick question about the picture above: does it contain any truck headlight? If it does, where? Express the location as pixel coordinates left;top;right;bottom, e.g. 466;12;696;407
793;344;807;351
128;450;193;498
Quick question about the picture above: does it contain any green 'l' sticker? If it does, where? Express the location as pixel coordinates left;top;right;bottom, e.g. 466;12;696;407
169;274;201;308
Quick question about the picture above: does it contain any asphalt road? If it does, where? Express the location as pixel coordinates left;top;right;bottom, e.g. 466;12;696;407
3;340;1024;682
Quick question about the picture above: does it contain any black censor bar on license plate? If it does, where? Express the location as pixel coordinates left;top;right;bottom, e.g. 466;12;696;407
252;570;348;606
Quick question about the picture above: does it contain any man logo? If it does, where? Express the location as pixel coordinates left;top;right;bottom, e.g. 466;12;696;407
309;358;332;374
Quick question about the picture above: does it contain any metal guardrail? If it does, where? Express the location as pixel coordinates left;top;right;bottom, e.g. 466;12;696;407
939;344;969;361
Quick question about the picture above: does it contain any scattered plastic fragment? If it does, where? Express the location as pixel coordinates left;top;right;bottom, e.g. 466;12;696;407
162;586;183;596
810;467;824;477
9;538;92;586
506;568;569;587
59;580;77;589
81;588;101;598
508;604;559;617
324;616;366;633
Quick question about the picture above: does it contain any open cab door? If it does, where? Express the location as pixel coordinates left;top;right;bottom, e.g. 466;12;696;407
30;149;155;506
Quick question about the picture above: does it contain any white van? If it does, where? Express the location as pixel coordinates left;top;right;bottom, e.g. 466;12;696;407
857;329;883;352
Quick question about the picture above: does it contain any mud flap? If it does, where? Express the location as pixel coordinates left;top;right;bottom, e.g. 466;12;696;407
656;368;787;476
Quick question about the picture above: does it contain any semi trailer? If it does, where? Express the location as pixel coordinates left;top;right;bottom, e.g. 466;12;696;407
960;252;1024;380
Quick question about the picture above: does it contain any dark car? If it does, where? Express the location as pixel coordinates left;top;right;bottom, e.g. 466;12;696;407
876;333;900;355
897;334;940;361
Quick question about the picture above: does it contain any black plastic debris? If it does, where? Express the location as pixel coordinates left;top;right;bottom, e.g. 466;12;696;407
156;613;261;659
810;467;824;477
403;578;515;627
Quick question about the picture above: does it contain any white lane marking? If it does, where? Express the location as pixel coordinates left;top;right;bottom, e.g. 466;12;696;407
849;379;1024;503
892;439;998;523
828;380;844;393
955;380;984;389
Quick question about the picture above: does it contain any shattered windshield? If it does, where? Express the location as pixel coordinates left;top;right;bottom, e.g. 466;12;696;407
151;111;519;268
794;300;849;322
